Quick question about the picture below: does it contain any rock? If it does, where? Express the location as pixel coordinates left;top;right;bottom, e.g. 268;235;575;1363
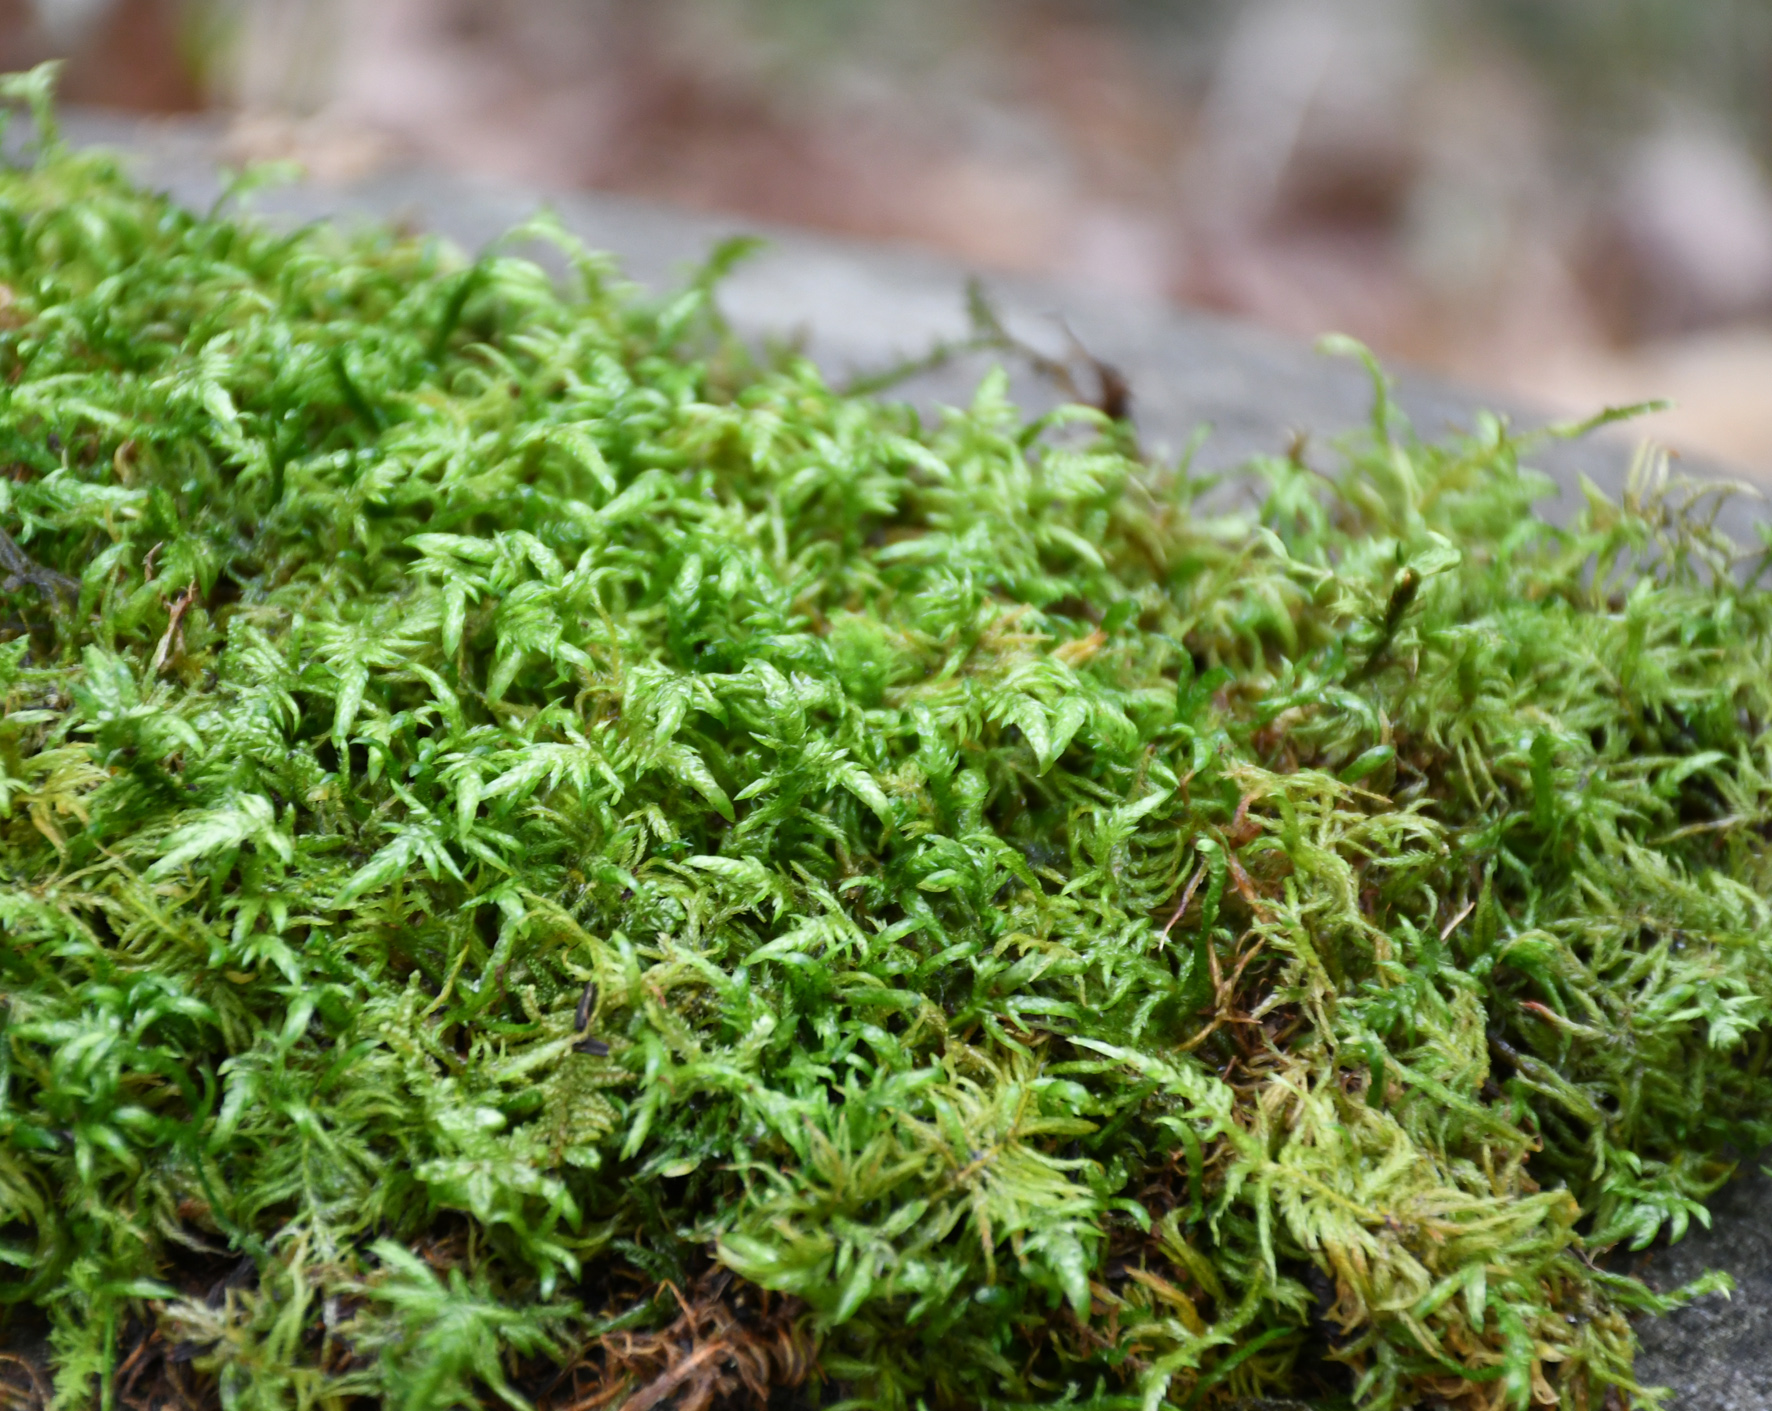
1633;1163;1772;1409
58;107;1760;546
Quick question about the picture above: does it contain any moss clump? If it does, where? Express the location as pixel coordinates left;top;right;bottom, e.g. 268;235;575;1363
3;64;1771;1411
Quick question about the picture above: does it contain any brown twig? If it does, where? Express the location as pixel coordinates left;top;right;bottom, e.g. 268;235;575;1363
152;580;199;674
1161;860;1210;938
0;1352;50;1411
844;280;1134;422
555;1267;812;1411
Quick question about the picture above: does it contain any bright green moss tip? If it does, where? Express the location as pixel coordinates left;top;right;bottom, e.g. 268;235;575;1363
3;64;1772;1411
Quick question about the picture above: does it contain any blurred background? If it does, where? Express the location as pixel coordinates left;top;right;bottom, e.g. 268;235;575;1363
5;0;1772;471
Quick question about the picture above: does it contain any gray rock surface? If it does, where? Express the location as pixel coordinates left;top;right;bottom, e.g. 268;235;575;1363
57;110;1765;542
28;108;1772;1408
1632;1164;1772;1409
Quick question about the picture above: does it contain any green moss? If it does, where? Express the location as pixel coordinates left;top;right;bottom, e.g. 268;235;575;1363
2;63;1770;1411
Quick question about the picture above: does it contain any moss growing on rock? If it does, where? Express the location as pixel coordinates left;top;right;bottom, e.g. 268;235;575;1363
3;65;1771;1411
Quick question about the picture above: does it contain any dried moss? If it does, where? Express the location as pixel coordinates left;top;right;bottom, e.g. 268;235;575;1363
3;64;1772;1411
